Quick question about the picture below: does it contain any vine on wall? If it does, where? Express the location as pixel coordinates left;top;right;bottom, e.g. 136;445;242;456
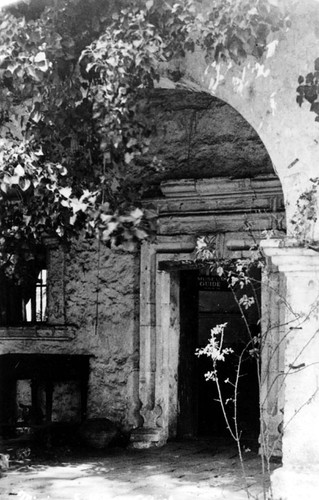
297;58;319;121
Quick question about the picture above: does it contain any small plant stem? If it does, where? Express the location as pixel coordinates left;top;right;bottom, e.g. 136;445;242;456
230;286;267;499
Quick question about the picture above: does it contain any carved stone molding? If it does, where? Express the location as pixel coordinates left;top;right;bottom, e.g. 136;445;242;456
133;177;286;449
133;233;288;449
160;175;283;202
143;175;285;236
131;236;196;447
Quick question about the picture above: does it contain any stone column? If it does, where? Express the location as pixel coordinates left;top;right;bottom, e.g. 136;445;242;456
130;241;159;447
260;259;286;458
261;239;319;500
131;262;180;448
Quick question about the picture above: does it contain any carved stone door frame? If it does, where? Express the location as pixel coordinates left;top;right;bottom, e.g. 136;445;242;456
131;236;195;447
131;175;286;448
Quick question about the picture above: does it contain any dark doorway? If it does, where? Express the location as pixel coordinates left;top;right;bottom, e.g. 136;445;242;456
0;354;90;438
178;271;199;438
178;268;260;441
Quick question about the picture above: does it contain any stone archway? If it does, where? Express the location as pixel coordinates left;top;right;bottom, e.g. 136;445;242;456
129;84;287;457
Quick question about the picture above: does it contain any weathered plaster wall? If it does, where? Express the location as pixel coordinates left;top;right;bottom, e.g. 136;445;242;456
51;381;82;422
0;239;140;429
64;238;140;427
158;0;319;241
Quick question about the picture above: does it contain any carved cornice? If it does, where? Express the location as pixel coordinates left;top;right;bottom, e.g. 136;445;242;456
160;175;282;200
261;239;319;273
143;176;285;232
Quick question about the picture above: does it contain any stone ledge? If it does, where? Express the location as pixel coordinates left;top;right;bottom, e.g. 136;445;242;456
0;325;76;341
261;239;319;272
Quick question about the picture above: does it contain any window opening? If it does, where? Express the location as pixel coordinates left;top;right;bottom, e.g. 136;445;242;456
0;247;47;326
25;269;47;323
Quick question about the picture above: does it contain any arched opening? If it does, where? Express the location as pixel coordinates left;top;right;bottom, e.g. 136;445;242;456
132;88;286;451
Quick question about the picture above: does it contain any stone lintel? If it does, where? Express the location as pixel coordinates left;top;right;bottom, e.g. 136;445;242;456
158;197;274;215
0;325;76;341
158;212;278;235
155;236;196;253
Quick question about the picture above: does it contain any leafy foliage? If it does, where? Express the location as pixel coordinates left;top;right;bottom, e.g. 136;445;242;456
296;58;319;121
290;177;319;244
0;0;288;273
194;0;289;64
196;322;233;367
195;235;264;282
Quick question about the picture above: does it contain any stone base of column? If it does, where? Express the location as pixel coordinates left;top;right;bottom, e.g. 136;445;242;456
130;427;167;449
271;465;319;500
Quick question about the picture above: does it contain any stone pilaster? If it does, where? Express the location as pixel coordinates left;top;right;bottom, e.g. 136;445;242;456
44;238;66;325
261;239;319;500
260;258;286;457
130;238;195;448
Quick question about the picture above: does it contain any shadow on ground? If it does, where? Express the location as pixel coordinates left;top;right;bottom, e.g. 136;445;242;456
0;438;280;500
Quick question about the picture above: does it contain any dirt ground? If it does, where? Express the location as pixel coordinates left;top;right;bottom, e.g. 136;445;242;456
0;438;278;500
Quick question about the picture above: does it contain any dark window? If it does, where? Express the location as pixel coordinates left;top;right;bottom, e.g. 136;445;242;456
0;249;47;326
